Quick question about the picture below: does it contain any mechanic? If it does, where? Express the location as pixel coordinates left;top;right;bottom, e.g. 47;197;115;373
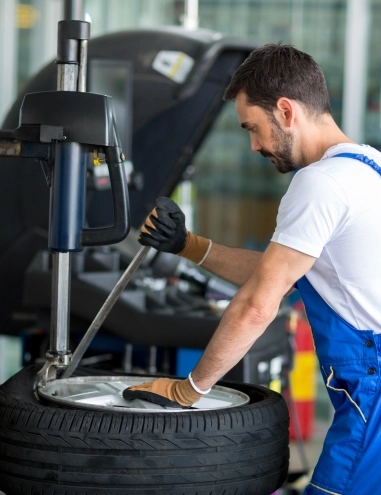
130;43;381;495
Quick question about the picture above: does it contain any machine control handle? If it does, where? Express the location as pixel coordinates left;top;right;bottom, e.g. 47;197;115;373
81;145;130;247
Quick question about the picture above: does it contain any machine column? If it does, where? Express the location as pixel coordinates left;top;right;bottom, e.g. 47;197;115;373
48;20;90;358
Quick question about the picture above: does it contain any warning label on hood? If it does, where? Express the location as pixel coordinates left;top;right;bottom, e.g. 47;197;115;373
152;50;195;84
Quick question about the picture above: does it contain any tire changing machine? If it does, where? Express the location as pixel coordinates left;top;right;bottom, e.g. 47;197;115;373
0;20;253;408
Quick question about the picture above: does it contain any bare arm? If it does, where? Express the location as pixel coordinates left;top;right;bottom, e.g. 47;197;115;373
201;242;263;287
138;197;263;287
192;242;316;391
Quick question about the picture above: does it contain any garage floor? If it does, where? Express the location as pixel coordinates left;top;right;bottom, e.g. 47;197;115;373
286;420;329;493
290;419;328;471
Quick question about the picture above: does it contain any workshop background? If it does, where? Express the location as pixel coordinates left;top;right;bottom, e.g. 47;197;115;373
0;0;379;492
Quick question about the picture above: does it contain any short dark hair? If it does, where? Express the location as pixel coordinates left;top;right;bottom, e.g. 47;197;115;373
224;43;331;116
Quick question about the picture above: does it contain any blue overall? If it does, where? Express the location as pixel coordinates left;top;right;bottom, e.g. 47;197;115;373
299;153;381;495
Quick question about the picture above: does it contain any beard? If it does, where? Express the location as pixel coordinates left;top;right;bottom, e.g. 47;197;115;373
260;116;297;174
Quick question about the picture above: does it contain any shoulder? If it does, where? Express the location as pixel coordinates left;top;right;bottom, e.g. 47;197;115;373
290;143;381;201
286;163;349;206
273;162;351;258
318;143;381;180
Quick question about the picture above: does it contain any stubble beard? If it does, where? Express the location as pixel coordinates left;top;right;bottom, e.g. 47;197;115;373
260;115;298;174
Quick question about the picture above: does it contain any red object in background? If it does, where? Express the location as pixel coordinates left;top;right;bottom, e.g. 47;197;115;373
287;303;317;440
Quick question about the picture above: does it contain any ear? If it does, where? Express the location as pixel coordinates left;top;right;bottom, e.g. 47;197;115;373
274;98;296;129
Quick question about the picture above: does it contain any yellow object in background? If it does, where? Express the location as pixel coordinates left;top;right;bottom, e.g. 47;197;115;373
290;351;317;401
269;379;282;394
17;4;40;30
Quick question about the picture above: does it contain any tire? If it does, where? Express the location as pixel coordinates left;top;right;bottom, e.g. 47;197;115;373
0;365;289;495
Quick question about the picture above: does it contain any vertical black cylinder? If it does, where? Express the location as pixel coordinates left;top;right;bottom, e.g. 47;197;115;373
49;142;87;252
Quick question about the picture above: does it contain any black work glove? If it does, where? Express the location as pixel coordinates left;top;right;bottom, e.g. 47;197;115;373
139;197;187;253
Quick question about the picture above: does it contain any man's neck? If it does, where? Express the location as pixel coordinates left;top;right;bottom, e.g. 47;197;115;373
299;115;355;167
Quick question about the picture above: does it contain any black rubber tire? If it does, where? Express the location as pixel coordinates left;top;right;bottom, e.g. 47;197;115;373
0;365;289;495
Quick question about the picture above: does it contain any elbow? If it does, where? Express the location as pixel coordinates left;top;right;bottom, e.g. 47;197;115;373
247;306;277;327
236;297;279;327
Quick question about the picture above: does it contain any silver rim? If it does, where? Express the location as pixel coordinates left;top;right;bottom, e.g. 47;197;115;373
38;375;250;412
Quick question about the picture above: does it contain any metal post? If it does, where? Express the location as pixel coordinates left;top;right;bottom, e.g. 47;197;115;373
148;346;158;374
78;40;88;92
342;0;371;142
50;252;71;354
123;343;134;373
184;0;199;30
48;20;90;358
178;0;199;231
49;37;76;357
57;64;78;91
64;0;84;21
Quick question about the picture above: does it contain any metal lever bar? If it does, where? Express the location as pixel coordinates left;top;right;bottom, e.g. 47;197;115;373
61;246;151;378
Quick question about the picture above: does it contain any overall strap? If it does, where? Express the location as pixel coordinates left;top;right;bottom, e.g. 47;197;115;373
334;152;381;176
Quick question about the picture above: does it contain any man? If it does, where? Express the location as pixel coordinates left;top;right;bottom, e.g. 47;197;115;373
131;43;381;494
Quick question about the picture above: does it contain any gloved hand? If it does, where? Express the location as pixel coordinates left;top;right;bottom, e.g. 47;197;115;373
139;197;212;264
128;377;202;407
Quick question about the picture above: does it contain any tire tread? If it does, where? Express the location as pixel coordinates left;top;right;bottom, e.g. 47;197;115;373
0;366;289;495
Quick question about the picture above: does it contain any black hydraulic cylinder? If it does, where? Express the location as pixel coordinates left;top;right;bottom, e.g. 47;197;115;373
49;141;87;252
57;20;90;64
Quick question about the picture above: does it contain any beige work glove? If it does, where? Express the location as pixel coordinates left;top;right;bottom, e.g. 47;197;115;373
139;197;211;265
129;377;202;407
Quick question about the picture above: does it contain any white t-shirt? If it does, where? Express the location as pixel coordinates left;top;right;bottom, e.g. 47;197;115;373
271;143;381;332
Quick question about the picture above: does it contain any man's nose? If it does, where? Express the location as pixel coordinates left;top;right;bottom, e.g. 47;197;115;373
250;137;261;152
